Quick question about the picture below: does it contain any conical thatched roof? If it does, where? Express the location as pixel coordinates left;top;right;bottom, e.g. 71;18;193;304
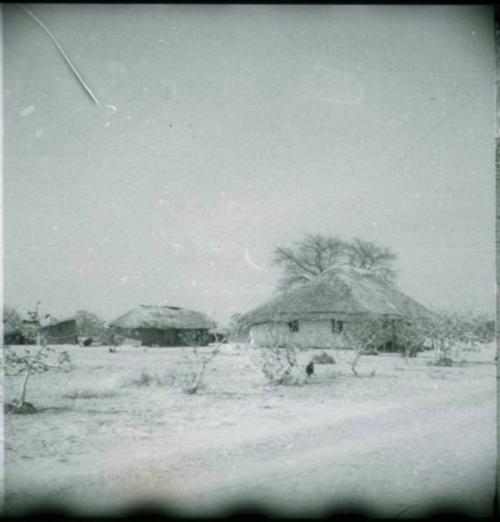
109;305;216;330
239;266;430;327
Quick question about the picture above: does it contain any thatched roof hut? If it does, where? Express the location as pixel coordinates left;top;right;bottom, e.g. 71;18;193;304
109;305;217;347
239;266;430;350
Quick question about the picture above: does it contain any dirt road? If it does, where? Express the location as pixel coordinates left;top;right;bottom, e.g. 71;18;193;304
138;384;496;518
6;374;495;518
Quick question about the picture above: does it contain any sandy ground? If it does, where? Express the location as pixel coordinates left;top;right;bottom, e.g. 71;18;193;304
2;342;497;517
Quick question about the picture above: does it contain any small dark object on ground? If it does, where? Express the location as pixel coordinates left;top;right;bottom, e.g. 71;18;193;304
434;356;453;367
312;351;336;364
5;400;37;414
83;337;93;347
109;346;117;353
305;361;315;377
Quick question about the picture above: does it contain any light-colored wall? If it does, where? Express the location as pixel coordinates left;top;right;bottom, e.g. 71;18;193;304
249;320;349;349
250;319;397;349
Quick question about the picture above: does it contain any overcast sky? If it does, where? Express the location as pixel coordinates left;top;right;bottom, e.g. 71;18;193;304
2;4;495;324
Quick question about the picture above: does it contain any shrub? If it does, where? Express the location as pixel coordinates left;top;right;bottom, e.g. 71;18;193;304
133;371;158;387
257;345;307;386
433;356;454;367
120;369;177;388
311;351;336;364
177;331;222;394
62;387;118;399
181;346;220;394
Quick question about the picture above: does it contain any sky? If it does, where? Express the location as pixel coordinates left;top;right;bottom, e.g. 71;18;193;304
2;4;496;324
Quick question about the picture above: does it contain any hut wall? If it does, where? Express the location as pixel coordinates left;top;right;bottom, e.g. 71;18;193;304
121;327;211;347
174;329;211;347
250;319;398;350
250;320;349;349
133;328;176;346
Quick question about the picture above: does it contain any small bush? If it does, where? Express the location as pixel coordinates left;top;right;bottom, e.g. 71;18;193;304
132;371;158;387
429;357;454;367
125;370;177;388
180;344;220;395
270;366;305;386
311;351;336;365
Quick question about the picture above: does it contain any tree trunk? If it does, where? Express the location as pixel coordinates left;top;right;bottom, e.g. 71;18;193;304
20;370;31;406
351;350;362;376
189;359;208;393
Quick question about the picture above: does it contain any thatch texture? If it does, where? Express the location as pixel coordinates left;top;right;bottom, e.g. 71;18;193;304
239;266;430;327
109;305;216;330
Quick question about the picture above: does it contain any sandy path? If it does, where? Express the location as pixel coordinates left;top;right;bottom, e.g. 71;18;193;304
6;379;495;517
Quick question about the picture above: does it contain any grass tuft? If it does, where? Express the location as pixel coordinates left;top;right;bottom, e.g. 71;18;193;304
62;386;118;400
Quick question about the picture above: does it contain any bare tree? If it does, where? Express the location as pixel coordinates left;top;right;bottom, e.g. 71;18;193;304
272;234;348;290
346;238;397;284
343;315;386;376
178;331;221;394
272;234;398;290
4;344;72;413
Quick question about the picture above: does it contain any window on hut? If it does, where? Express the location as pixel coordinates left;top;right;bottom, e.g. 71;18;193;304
332;319;344;334
287;320;299;333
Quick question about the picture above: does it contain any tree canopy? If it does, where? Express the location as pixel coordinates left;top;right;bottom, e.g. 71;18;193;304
272;234;397;290
73;310;107;338
3;305;23;330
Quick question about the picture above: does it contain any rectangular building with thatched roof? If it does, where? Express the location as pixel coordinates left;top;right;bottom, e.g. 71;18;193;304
40;317;78;345
238;267;431;351
109;305;217;347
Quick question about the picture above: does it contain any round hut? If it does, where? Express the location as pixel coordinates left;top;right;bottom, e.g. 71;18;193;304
238;266;431;351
